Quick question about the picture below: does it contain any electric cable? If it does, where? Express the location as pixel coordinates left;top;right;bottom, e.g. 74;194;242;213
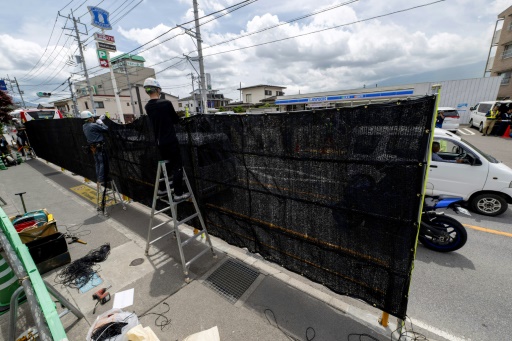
139;302;172;331
202;0;446;58
264;308;315;341
55;243;111;289
199;0;358;53
59;0;76;12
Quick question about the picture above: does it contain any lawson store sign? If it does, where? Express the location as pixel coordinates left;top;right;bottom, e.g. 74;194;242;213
275;89;415;105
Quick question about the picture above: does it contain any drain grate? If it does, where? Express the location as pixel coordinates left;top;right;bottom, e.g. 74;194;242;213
203;258;260;303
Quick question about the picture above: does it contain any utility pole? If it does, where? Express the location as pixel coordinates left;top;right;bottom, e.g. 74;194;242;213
192;0;208;114
13;77;26;108
67;77;80;117
61;9;96;115
190;73;197;114
123;63;137;116
106;47;125;123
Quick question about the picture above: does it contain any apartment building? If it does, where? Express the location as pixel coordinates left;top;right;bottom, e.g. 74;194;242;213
486;5;512;99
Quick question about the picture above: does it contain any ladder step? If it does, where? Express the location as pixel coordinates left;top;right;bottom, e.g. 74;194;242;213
152;218;174;230
155;206;172;215
177;213;198;226
149;230;176;245
185;248;211;268
181;229;204;247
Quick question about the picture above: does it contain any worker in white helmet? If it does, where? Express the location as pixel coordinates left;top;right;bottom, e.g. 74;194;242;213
143;77;190;202
82;111;110;210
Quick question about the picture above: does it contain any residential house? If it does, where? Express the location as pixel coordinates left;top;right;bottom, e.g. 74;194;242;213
178;89;231;114
237;84;286;104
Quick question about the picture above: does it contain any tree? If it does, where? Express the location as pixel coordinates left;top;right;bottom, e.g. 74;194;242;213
0;90;14;125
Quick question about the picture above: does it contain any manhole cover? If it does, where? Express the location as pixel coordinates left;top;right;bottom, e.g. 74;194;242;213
203;259;259;303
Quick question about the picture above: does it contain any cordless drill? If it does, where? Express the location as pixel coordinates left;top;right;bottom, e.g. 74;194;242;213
92;285;112;314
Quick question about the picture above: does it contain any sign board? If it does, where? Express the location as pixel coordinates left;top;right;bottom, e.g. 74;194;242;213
97;49;108;60
87;6;112;30
0;80;7;91
95;33;115;43
99;59;109;68
97;42;116;52
113;61;144;70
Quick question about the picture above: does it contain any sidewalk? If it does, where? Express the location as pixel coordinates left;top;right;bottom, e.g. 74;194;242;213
0;159;420;340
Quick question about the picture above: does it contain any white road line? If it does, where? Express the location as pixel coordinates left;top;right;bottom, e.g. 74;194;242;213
457;128;475;135
411;318;470;341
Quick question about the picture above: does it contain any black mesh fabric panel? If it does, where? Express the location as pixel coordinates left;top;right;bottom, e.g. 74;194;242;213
24;96;436;318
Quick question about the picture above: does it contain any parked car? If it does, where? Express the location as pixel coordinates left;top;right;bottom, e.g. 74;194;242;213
427;129;512;216
19;109;63;123
438;107;460;132
469;100;512;132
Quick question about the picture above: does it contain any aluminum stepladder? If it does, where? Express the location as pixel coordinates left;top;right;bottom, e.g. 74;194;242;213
145;160;216;282
96;180;126;216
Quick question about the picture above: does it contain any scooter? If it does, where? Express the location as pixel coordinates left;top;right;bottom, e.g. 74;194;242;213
419;196;470;252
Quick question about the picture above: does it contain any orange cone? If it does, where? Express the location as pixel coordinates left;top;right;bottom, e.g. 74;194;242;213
501;125;511;139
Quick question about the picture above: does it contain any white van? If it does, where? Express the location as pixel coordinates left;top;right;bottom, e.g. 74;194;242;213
437;107;460;132
469;100;512;132
428;129;512;216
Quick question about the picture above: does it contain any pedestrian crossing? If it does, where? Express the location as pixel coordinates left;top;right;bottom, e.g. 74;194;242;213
457;128;476;135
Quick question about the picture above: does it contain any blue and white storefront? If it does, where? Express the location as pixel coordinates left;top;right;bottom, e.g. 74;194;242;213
275;77;503;124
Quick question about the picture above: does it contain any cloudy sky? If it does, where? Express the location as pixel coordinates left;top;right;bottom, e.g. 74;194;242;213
0;0;509;105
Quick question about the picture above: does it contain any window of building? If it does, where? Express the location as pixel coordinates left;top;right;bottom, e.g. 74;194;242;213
503;44;512;59
85;102;89;109
94;101;105;108
276;91;284;96
127;102;130;106
264;90;272;96
508;20;512;31
179;103;183;107
246;94;252;103
98;84;103;88
501;71;511;85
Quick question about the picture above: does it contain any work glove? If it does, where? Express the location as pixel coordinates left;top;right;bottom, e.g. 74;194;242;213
99;115;106;121
96;119;104;125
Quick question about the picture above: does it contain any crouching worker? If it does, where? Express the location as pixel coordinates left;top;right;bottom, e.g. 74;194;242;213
82;110;110;209
143;77;190;202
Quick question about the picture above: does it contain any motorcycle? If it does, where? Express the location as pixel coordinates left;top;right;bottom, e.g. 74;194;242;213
419;196;469;252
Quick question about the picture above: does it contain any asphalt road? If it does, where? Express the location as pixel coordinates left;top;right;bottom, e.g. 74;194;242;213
407;125;512;341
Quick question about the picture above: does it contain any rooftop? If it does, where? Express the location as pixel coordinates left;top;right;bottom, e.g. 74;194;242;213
237;84;287;90
111;53;146;63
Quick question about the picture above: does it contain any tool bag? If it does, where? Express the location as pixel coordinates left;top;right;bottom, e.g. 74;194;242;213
11;209;58;244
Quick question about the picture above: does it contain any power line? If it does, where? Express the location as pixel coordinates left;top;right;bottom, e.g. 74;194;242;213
59;0;76;11
201;0;358;53
202;0;446;58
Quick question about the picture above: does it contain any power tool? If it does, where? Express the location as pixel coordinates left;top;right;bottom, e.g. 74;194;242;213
92;285;112;314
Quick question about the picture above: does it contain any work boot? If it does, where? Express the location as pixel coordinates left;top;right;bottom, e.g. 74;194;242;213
173;192;191;202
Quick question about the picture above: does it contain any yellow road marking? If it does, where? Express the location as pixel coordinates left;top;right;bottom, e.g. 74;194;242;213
70;185;115;207
463;223;512;238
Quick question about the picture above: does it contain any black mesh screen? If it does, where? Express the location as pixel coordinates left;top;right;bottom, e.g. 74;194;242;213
24;96;436;318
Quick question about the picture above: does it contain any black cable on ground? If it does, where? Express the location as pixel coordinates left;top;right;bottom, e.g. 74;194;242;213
55;243;111;289
139;302;172;331
91;321;128;341
264;308;315;341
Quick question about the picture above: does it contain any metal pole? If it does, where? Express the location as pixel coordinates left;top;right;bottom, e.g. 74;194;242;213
72;9;96;114
190;73;197;114
106;51;125;123
135;85;144;115
13;77;26;108
67;77;80;117
124;62;136;115
0;232;53;341
192;0;208;114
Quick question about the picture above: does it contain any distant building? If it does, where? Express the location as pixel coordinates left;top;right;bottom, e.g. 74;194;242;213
486;5;512;99
178;89;231;114
237;84;286;104
275;77;502;124
73;54;173;122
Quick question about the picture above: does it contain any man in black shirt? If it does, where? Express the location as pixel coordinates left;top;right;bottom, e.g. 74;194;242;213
143;77;190;202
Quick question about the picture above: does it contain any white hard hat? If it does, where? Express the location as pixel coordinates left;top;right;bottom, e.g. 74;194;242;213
80;110;95;119
143;77;161;89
